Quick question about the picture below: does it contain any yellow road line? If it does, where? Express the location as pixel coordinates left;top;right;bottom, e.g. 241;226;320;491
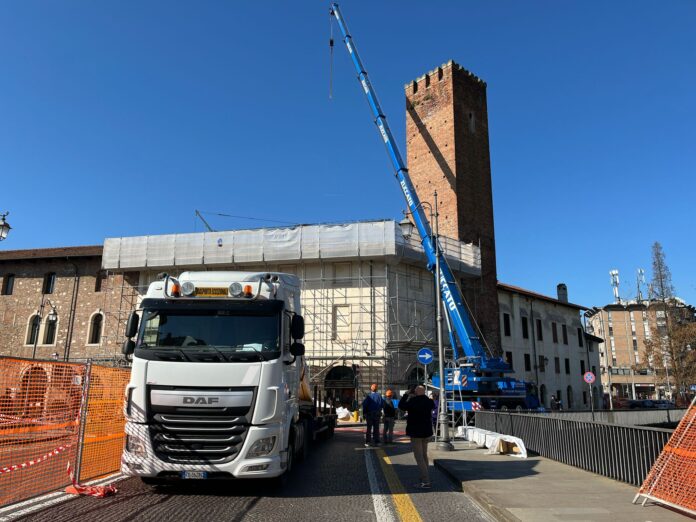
376;448;422;522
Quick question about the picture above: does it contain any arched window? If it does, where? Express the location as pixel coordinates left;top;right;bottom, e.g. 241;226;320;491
43;316;57;345
567;386;574;410
88;313;103;345
26;315;40;345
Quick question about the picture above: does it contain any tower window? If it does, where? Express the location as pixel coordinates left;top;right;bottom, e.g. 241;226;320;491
468;112;475;133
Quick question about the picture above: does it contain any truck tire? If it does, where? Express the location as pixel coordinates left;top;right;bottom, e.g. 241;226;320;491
302;419;311;460
286;438;294;474
141;477;166;487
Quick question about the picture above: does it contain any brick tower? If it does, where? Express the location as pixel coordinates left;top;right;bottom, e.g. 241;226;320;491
405;60;500;351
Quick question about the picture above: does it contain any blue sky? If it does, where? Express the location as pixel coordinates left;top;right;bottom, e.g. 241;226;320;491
1;1;694;308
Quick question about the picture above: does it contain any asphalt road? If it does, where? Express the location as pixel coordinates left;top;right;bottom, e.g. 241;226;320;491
17;427;492;522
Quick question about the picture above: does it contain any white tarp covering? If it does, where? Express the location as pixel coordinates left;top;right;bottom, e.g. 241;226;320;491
456;426;527;458
101;219;480;273
263;227;301;261
175;233;204;266
202;231;235;265
146;234;176;267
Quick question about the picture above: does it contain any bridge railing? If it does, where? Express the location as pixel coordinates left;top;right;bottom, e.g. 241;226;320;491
475;411;673;486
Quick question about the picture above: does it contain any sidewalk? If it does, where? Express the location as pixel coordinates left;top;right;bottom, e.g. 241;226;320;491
431;441;689;522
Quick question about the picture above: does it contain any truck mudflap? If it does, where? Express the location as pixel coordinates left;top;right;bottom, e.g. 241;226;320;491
121;422;285;479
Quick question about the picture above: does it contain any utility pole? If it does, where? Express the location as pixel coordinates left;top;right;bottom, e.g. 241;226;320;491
433;192;453;451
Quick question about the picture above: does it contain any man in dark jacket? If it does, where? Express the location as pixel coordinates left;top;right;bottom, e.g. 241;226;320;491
362;383;383;446
399;385;435;488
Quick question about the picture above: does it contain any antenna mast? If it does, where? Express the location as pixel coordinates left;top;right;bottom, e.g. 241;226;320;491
610;269;621;304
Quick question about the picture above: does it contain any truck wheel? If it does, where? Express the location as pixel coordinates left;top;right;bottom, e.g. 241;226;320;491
302;419;311;460
141;477;166;487
286;439;294;473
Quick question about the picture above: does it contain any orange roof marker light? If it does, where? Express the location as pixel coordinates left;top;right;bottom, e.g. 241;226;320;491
243;285;253;298
170;282;181;297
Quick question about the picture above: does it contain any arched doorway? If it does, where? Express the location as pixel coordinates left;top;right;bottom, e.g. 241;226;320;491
324;365;357;410
21;366;48;418
406;366;426;387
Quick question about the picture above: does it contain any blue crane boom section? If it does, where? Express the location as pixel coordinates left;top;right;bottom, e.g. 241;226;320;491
330;3;510;372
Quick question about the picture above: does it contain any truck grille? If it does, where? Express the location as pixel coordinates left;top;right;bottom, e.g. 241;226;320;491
147;385;255;465
149;414;248;464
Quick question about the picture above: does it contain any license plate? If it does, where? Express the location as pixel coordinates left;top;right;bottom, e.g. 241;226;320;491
195;287;228;297
181;471;207;480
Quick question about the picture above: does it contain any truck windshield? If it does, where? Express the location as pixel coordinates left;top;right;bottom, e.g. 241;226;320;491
138;309;281;360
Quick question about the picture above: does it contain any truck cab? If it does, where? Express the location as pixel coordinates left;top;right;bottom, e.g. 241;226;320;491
121;271;328;482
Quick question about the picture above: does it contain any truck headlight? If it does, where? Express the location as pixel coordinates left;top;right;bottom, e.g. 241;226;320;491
246;436;276;458
126;435;147;457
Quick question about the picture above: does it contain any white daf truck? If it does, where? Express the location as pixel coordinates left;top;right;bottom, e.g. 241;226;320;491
120;271;335;484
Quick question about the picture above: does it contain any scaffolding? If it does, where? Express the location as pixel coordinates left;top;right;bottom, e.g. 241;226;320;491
98;219;482;405
99;271;140;362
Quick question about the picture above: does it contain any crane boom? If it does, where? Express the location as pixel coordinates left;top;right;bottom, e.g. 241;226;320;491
330;4;508;371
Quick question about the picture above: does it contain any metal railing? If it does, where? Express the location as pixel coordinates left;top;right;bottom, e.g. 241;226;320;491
475;411;673;486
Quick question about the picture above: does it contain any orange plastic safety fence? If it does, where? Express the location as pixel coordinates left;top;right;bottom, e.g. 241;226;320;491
77;365;129;482
0;357;85;507
637;397;696;516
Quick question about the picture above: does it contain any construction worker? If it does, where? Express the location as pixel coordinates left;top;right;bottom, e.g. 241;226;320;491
382;389;396;444
362;383;383;447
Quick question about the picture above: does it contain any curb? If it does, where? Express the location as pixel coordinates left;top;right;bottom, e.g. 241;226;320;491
434;459;520;522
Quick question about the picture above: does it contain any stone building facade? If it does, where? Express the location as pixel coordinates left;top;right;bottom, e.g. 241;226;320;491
405;60;500;351
498;283;603;410
0;246;138;362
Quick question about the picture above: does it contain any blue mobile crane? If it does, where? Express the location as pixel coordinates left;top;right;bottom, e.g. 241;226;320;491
330;4;529;412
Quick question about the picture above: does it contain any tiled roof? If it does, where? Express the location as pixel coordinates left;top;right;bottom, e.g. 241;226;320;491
497;282;587;310
0;245;103;261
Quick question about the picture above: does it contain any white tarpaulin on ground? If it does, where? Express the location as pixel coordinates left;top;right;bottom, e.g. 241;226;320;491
456;426;527;458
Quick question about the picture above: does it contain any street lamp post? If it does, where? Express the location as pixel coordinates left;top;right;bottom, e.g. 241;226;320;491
31;297;57;359
399;192;453;451
0;212;11;241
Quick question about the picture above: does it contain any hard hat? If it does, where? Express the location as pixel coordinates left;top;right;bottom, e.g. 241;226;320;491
385;390;393;397
370;383;378;392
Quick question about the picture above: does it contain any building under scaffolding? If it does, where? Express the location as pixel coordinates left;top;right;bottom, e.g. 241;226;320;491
101;219;481;407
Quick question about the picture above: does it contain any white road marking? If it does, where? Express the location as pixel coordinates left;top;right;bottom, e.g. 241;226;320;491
0;473;123;521
364;448;396;522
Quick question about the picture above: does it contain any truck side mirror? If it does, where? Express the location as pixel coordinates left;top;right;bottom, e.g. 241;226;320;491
125;311;139;339
122;339;135;355
291;315;305;339
290;342;305;357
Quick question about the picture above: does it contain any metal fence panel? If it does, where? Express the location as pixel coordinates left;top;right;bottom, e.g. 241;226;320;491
474;411;673;486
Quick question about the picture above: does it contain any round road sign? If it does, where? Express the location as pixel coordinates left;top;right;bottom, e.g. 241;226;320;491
583;371;596;384
417;347;434;365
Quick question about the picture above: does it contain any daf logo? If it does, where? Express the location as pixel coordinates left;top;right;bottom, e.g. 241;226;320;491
183;396;220;405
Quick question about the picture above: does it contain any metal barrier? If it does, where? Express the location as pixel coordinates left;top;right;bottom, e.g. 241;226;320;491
475;411;673;486
505;408;687;427
0;357;129;507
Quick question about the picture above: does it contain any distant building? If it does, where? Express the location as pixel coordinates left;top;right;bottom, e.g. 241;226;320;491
498;283;602;410
587;298;696;400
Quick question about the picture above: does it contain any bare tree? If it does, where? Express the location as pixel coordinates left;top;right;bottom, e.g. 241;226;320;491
643;242;695;404
650;242;674;301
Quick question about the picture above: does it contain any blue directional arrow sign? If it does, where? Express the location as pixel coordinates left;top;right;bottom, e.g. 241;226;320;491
417;347;434;365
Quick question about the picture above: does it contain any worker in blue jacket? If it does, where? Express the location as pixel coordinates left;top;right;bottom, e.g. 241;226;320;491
362;383;383;447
